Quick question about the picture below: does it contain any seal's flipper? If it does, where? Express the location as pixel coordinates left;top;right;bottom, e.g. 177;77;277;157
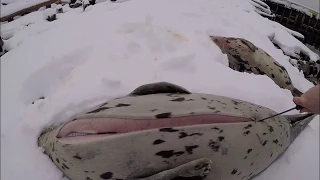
129;82;191;96
127;158;212;180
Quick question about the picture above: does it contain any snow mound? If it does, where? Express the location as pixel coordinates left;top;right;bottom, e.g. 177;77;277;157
1;0;318;180
250;0;274;17
270;20;304;39
271;28;320;62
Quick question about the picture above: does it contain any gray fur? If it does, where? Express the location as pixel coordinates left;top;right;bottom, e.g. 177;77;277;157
210;36;302;96
38;82;315;180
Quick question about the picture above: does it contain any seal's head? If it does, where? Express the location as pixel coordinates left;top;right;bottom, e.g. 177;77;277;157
210;36;258;55
38;82;315;180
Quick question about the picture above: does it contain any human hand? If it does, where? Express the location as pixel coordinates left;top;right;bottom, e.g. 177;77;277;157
293;85;320;114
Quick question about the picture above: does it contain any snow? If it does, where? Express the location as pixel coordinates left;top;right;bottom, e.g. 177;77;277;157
43;8;56;19
250;0;275;18
270;20;304;39
252;0;270;9
1;0;319;180
250;0;272;15
254;8;275;17
271;28;319;61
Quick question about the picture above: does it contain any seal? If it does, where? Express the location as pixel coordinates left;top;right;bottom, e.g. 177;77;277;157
210;36;302;96
38;82;315;180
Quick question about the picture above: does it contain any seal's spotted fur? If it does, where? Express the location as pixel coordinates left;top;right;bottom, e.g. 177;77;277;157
211;36;302;96
38;82;314;180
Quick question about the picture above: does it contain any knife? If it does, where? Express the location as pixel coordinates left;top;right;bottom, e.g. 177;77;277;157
258;105;303;122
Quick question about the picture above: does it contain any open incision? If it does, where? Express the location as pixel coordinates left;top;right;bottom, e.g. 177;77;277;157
57;114;251;143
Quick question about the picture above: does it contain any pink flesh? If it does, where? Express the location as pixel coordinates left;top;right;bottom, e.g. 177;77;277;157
58;114;251;143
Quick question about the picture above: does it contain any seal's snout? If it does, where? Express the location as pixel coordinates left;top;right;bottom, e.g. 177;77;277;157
210;36;219;41
210;36;223;44
286;113;317;143
210;36;227;52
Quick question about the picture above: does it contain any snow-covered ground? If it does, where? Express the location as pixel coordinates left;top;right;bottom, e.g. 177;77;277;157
1;0;319;179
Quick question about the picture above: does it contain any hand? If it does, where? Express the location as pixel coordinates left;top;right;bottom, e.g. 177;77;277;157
293;85;320;114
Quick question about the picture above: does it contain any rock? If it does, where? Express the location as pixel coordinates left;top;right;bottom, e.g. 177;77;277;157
82;0;90;11
56;5;63;13
0;37;4;54
46;14;56;21
43;8;57;22
0;37;7;57
70;0;82;8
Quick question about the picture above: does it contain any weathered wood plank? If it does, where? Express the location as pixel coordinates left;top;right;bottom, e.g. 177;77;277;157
0;0;61;22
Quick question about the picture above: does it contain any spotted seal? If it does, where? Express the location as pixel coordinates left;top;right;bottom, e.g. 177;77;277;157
38;82;315;180
210;36;302;96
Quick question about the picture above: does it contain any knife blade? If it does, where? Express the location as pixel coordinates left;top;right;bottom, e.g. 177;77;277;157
258;105;303;122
